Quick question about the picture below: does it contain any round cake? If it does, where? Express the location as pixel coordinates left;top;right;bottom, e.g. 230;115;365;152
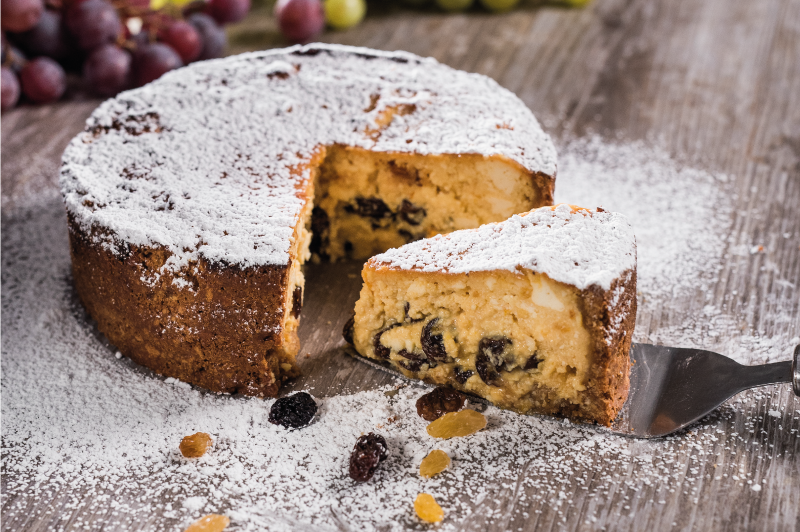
60;43;558;397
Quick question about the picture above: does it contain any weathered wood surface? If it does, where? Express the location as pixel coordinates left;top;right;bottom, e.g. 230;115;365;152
2;0;799;530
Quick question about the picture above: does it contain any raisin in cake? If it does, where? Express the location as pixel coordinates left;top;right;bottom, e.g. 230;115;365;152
348;204;637;425
60;43;557;397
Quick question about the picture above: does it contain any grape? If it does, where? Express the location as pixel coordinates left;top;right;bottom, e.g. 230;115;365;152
65;0;122;51
10;10;71;60
84;44;131;96
187;13;226;61
19;57;66;103
159;20;201;63
435;0;473;11
133;42;182;86
1;0;44;33
274;0;324;44
478;0;519;11
206;0;251;24
1;67;21;111
323;0;365;30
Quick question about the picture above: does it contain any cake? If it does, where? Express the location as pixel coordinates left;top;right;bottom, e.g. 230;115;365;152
60;43;557;397
347;204;637;426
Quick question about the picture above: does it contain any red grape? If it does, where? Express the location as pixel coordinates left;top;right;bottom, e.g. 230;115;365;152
65;0;122;51
133;42;182;86
159;20;201;63
187;13;226;61
274;0;324;44
2;67;21;111
206;0;251;24
84;44;131;96
1;0;44;33
10;10;71;60
19;57;65;103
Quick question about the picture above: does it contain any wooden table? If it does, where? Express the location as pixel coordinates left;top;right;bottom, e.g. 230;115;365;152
2;0;799;530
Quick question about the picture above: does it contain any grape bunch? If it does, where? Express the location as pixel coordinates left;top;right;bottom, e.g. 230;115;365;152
1;0;249;111
274;0;590;46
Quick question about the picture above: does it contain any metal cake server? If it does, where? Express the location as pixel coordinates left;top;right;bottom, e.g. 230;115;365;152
348;343;800;439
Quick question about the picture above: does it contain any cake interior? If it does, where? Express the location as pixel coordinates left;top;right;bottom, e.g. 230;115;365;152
308;146;549;261
281;146;552;374
352;267;602;419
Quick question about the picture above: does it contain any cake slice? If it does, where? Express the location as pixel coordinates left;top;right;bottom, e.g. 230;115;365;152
347;204;637;425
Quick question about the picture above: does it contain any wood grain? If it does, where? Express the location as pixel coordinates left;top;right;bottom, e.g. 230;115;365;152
2;0;799;530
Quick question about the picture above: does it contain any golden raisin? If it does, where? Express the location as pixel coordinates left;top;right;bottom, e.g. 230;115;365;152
419;450;450;478
426;409;486;439
179;432;213;458
184;514;230;532
414;493;444;523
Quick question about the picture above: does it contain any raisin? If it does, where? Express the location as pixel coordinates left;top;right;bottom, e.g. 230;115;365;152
346;197;392;219
426;409;487;439
309;207;329;257
421;318;447;360
183;514;230;532
373;323;399;360
416;387;467;422
524;351;541;370
453;366;473;384
399;199;426;225
349;433;388;482
403;302;423;323
414;493;444;523
399;359;423;372
179;432;213;458
291;286;303;318
478;337;512;366
268;391;317;429
342;314;355;346
475;352;501;386
398;349;423;360
419;449;450;478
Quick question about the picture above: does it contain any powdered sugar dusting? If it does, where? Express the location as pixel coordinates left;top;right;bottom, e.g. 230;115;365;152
59;43;556;277
371;204;636;291
4;137;796;531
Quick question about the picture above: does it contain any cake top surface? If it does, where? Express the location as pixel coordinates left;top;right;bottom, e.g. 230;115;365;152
60;43;557;274
369;204;636;291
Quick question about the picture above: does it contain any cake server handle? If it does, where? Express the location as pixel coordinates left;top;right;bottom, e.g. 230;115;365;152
794;344;800;396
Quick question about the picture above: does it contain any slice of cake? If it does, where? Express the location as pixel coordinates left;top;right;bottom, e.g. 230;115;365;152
348;204;637;425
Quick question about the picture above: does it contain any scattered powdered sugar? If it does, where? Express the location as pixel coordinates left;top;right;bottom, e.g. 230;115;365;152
60;43;556;280
371;205;636;291
3;137;796;531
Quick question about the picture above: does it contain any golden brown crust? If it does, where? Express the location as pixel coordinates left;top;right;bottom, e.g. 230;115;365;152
68;215;299;397
576;269;637;425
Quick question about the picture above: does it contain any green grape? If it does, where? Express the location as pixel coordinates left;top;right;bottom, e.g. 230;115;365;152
435;0;473;12
324;0;366;29
479;0;520;12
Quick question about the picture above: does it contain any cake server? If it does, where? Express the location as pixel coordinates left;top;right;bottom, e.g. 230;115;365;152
347;343;800;439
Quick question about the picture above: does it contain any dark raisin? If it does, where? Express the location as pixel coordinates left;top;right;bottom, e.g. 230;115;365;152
309;207;329;257
373;323;399;359
342;314;355;346
398;358;423;372
415;387;467;422
524;351;541;370
268;392;317;429
475;352;501;386
399;199;426;225
421;319;448;360
346;197;392;219
478;337;512;367
454;366;474;384
292;286;303;318
403;302;423;323
349;433;388;482
398;348;423;360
